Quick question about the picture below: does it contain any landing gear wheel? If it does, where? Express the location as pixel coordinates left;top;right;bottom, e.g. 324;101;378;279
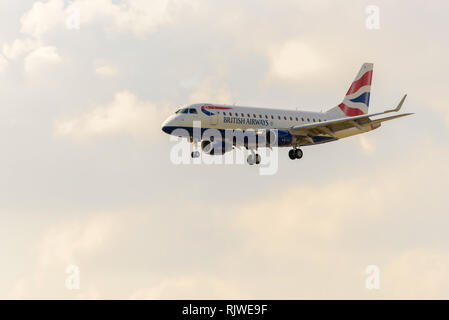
295;148;303;159
247;154;255;165
255;154;261;165
288;149;296;160
191;151;200;158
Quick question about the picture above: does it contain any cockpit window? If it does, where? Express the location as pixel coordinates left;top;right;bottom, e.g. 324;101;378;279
176;108;189;114
175;107;197;114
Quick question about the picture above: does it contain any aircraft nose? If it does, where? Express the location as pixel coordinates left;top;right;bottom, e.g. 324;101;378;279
161;125;171;134
161;117;173;134
161;114;181;134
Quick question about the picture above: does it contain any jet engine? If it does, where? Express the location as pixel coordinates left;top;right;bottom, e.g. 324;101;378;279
201;140;233;155
260;129;293;147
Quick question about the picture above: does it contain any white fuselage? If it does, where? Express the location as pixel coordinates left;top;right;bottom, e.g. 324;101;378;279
163;103;331;129
161;103;369;144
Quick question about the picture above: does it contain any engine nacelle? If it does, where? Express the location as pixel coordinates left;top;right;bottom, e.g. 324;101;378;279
226;129;294;148
201;140;233;155
261;129;293;147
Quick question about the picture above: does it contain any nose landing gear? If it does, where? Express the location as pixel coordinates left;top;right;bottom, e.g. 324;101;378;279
289;148;303;160
191;139;201;158
247;152;261;165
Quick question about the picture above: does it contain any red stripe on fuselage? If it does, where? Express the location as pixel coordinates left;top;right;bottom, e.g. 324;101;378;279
338;103;365;116
201;105;232;110
346;70;373;96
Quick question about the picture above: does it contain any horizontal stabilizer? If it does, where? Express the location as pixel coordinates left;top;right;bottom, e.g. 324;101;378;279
370;112;413;124
290;94;412;137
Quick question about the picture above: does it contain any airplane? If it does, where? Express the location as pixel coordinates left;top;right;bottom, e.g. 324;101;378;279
161;63;412;165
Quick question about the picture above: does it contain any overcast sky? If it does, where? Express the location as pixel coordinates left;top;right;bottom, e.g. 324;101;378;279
1;0;449;299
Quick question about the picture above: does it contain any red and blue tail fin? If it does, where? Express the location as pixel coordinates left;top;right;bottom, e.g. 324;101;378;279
327;63;373;117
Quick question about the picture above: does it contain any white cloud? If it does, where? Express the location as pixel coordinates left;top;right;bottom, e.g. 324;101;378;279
357;135;376;155
235;173;389;256
236;154;449;253
20;0;65;38
37;214;120;267
236;144;449;255
7;213;123;299
130;275;242;299
24;45;62;76
6;141;449;299
18;0;197;39
189;79;233;104
230;142;449;298
384;249;449;298
1;0;198;77
54;90;169;141
99;0;173;36
2;38;39;60
3;0;199;80
94;60;118;77
75;0;199;37
269;40;330;81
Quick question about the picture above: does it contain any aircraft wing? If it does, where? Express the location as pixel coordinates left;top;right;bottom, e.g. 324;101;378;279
288;95;412;139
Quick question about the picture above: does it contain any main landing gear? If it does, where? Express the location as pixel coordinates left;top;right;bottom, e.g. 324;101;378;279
247;152;261;165
191;151;200;158
289;148;303;160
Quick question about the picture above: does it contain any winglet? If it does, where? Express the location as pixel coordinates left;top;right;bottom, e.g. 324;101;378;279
385;94;407;113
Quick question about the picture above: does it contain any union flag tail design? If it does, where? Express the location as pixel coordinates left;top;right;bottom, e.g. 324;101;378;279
326;63;373;117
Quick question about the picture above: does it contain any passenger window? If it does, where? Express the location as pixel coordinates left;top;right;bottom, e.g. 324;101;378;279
265;115;268;119
259;114;262;118
284;116;287;120
301;118;304;121
290;117;292;120
241;113;244;117
278;116;281;120
253;114;256;117
271;115;274;119
247;114;250;117
313;118;315;122
307;118;310;122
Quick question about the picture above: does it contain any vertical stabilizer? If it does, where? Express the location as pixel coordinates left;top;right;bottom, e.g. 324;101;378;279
326;63;373;118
